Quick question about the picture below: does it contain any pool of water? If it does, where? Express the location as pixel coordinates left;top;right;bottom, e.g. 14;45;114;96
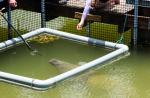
0;39;150;98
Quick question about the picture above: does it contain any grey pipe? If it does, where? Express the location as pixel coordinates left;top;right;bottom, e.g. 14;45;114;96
0;28;129;90
133;0;139;46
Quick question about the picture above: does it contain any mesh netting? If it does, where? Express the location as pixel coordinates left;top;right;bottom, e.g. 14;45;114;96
0;0;149;45
11;9;41;36
0;13;7;42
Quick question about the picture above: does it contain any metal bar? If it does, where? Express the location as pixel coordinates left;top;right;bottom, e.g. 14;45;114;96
41;0;46;27
86;22;91;37
7;4;12;39
133;0;139;46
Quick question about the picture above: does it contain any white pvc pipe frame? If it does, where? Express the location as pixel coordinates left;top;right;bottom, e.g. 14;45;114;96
0;28;129;90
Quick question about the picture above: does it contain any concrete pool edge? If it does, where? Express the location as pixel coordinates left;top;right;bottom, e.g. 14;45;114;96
0;28;129;90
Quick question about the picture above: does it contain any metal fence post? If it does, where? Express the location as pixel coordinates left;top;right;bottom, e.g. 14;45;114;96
86;22;91;37
7;4;12;39
133;0;139;47
41;0;46;28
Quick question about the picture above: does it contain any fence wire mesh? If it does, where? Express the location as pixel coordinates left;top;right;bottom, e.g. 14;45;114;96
0;0;149;45
0;13;7;41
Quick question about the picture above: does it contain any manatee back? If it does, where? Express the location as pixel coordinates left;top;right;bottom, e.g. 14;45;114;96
49;59;77;73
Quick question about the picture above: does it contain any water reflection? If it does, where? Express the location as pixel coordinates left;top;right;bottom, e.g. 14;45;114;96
59;76;91;98
99;62;137;98
18;88;41;98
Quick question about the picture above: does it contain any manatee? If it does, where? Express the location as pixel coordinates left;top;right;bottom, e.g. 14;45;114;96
48;59;89;82
48;59;136;97
49;59;91;98
49;59;117;90
48;59;81;73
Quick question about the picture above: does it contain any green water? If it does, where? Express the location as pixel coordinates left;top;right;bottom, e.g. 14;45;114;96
0;39;150;98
